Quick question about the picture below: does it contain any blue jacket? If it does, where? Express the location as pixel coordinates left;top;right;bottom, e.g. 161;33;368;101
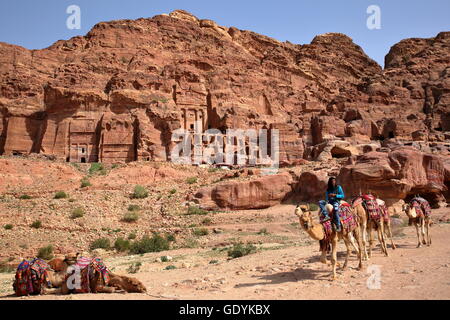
326;185;344;202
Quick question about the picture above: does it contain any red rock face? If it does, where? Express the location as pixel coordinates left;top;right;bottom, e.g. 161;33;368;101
191;172;293;210
338;147;448;206
0;10;448;165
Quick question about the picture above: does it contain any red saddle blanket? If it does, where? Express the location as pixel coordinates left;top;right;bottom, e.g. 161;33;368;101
353;195;390;223
64;257;110;293
411;197;431;217
319;203;357;239
13;258;51;297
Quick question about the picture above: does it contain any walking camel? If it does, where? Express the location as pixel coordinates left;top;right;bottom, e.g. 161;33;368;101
403;200;432;248
352;195;396;259
294;204;363;280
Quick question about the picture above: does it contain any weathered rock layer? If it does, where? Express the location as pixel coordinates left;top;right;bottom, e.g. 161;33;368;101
0;10;448;165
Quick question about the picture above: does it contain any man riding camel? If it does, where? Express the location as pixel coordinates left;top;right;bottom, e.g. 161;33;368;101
319;177;345;232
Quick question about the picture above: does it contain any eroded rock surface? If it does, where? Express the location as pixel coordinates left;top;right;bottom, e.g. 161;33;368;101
0;10;448;165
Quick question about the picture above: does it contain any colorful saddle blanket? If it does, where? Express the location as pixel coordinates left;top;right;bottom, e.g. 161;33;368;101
411;197;431;218
13;258;52;297
352;195;390;223
319;202;356;239
65;257;110;293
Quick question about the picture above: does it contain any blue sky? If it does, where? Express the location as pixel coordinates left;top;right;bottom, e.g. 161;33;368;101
0;0;449;67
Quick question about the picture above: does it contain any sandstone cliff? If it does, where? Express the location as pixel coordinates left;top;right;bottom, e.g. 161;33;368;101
1;10;448;165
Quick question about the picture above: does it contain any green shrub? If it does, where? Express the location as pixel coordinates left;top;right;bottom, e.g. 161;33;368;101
165;265;176;270
183;237;199;248
186;177;198;185
19;194;32;200
186;206;208;216
0;264;15;273
258;228;269;235
131;185;148;199
89;163;107;176
70;207;85;219
208;168;219;173
166;234;176;242
227;243;257;259
30;220;42;229
130;233;170;254
169;189;177;195
54;191;68;199
81;178;92;188
308;203;319;211
128;204;140;212
209;260;219;264
122;211;139;223
3;224;13;230
127;262;141;274
37;245;54;260
193;228;209;237
90;238;111;251
128;232;137;240
114;237;130;252
160;256;169;262
202;218;213;226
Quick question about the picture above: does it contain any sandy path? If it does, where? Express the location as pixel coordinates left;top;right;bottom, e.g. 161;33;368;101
1;220;449;300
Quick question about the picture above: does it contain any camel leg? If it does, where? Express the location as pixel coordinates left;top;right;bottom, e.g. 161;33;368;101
368;223;375;258
330;235;338;281
426;219;431;246
361;222;369;261
96;286;116;293
348;231;360;256
349;229;363;270
421;220;427;245
342;236;352;270
355;230;363;270
385;222;396;250
377;226;388;257
415;223;421;248
320;247;328;264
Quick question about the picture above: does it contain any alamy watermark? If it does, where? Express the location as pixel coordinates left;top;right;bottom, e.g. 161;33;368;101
367;5;381;30
66;5;81;30
366;264;382;289
170;121;280;175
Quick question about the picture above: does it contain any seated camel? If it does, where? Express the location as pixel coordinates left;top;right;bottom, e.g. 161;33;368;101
13;255;147;296
50;255;147;294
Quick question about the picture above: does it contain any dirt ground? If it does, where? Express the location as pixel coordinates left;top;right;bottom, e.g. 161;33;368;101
1;204;449;300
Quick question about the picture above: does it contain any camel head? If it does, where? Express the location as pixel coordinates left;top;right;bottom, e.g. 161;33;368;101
64;252;80;266
122;276;147;293
402;204;417;219
295;205;314;230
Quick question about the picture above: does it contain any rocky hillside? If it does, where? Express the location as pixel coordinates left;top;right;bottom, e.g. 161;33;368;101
0;9;448;163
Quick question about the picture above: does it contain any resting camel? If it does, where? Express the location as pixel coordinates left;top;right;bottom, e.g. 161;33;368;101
352;197;395;258
403;204;432;248
294;204;363;280
48;255;147;294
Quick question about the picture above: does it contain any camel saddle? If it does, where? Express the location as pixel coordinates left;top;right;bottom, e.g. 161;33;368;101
352;195;389;223
64;257;110;294
410;197;431;218
13;258;52;297
319;201;356;239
